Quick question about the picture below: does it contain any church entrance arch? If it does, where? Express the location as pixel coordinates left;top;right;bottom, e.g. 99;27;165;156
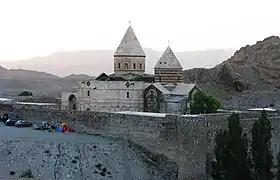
68;94;77;110
146;89;158;112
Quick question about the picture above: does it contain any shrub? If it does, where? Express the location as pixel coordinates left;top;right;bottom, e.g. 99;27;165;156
19;169;34;178
190;91;221;114
18;91;33;96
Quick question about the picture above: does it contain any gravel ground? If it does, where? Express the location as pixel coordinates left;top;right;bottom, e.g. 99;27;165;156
0;123;169;180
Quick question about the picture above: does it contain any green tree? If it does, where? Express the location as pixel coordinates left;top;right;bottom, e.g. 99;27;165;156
190;91;220;114
251;110;274;180
276;152;280;180
211;129;228;180
211;113;253;180
190;91;206;114
205;95;221;113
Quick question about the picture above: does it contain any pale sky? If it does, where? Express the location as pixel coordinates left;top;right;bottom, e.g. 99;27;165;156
0;0;279;60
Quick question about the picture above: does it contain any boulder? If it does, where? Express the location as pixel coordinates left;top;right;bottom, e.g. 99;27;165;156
218;63;249;92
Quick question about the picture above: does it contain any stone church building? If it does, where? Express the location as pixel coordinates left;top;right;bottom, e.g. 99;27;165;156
61;25;198;113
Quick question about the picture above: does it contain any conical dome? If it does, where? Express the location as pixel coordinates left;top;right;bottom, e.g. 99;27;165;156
114;25;146;57
154;46;182;69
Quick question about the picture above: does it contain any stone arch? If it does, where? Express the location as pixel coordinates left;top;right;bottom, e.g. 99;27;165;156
68;94;77;110
124;63;129;69
120;106;129;111
146;89;158;112
99;106;109;112
110;106;115;112
115;105;120;112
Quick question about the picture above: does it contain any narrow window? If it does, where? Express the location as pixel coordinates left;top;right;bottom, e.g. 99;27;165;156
87;90;90;97
139;63;142;69
126;92;130;98
125;63;128;69
118;63;121;69
133;63;136;69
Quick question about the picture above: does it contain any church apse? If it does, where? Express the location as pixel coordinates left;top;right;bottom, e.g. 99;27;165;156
68;94;77;110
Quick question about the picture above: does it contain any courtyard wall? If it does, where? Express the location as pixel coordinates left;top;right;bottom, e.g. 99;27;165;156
5;107;280;180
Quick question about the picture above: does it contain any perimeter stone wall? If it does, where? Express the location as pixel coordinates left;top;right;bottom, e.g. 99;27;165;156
3;106;280;180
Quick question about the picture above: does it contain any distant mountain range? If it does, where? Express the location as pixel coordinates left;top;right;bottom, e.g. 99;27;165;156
0;48;235;77
0;48;235;98
0;66;95;97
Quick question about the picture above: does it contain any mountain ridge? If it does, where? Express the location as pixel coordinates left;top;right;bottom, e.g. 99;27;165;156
0;48;235;77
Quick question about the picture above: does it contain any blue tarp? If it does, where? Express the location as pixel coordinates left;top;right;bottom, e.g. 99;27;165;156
56;127;63;132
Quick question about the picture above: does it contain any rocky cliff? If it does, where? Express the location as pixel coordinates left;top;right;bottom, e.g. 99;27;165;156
183;36;280;109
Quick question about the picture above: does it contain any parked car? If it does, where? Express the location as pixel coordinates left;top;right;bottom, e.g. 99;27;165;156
33;122;54;130
15;120;32;127
0;113;9;122
4;119;18;126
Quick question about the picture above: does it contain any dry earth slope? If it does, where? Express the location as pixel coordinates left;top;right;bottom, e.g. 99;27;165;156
183;36;280;109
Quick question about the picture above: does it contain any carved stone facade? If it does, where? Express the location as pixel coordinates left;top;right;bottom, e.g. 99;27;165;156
62;81;149;112
143;85;164;113
143;83;197;113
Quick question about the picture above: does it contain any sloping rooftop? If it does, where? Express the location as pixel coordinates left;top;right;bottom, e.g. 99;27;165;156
171;83;196;95
154;46;183;69
114;25;146;57
152;83;171;94
149;82;196;95
164;83;176;91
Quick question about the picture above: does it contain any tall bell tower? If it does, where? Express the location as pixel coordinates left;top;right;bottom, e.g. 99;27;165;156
114;24;146;75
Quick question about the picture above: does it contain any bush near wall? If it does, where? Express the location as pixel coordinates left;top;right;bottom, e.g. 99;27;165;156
190;91;221;114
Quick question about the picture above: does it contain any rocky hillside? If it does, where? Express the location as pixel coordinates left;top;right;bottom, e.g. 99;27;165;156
0;67;82;97
184;36;280;109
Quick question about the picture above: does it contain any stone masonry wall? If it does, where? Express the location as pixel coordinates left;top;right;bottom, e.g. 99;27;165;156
9;107;280;180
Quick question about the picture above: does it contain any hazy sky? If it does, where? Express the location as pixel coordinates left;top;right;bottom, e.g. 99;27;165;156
0;0;279;60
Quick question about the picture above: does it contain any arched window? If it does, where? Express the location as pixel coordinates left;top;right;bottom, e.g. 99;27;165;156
126;92;130;98
118;63;121;69
139;63;142;69
133;63;136;69
124;63;128;69
87;90;90;97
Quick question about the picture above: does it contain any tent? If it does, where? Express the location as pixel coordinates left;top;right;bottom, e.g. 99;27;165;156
56;123;72;133
62;124;71;132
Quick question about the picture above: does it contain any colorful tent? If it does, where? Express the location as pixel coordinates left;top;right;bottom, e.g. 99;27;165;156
62;124;71;132
56;123;72;133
